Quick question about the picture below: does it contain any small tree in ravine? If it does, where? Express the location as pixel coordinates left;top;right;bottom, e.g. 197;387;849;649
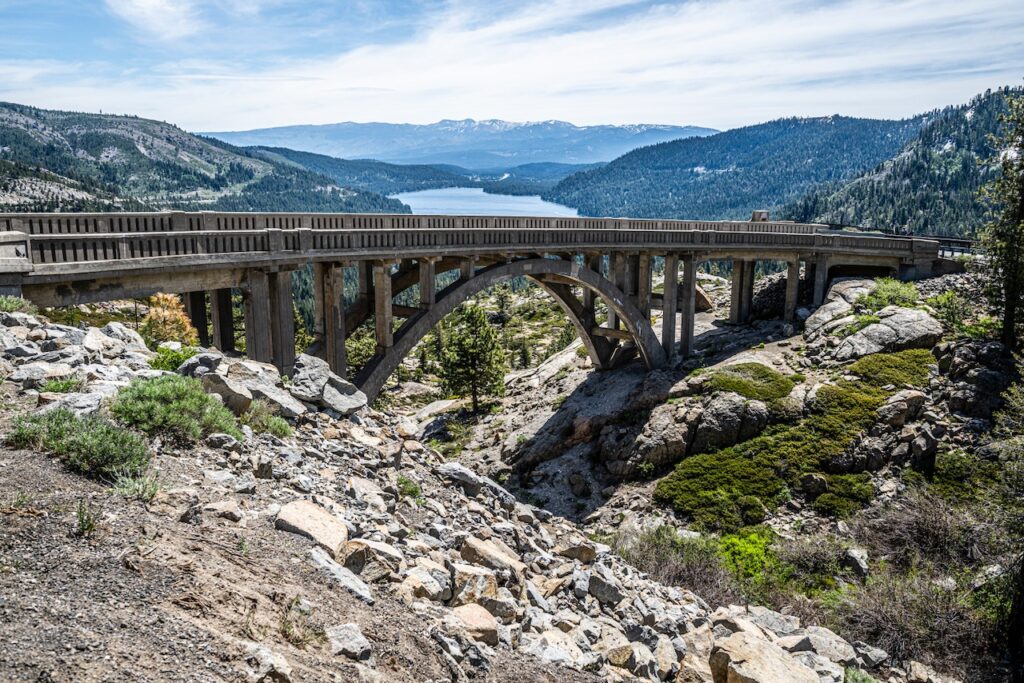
980;92;1024;350
439;303;507;413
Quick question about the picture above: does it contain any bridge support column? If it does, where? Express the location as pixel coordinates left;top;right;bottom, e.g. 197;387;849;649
210;289;235;352
185;291;209;347
314;263;347;377
784;258;801;322
244;270;273;363
269;271;295;375
419;257;438;309
680;254;697;358
373;261;394;353
581;253;602;311
608;253;628;330
661;254;679;359
460;257;476;281
813;254;830;306
729;260;755;324
637;253;652;320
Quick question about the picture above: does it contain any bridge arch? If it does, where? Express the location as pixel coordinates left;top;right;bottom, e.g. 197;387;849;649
354;258;667;402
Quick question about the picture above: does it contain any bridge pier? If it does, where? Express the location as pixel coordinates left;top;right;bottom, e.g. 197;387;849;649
729;259;755;324
784;258;801;322
813;254;830;306
373;261;394;354
661;254;679;359
244;270;273;363
313;262;347;377
680;254;697;357
184;291;210;347
419;257;438;309
269;270;295;375
636;253;652;320
210;288;235;352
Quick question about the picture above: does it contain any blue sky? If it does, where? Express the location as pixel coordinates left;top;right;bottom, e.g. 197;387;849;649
1;0;1022;131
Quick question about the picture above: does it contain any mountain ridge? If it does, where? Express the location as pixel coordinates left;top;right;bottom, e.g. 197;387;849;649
205;119;717;168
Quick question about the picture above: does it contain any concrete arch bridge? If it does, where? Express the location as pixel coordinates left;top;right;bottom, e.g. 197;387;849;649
0;212;942;401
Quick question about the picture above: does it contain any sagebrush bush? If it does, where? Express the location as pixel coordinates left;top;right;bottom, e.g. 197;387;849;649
613;526;744;607
149;345;198;372
700;362;796;401
7;409;149;480
112;375;242;442
240;399;291;438
0;295;37;314
138;293;198;348
855;277;918;312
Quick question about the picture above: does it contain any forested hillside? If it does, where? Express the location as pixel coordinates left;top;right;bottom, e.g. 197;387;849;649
545;115;925;219
0;103;407;214
782;87;1021;236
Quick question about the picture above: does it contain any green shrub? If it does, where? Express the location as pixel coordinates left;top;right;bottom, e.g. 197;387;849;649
240;399;292;438
149;345;199;371
717;526;786;600
855;277;918;312
8;409;149;480
701;362;796;401
397;474;423;503
40;377;84;393
112;375;242;442
0;295;36;314
926;291;970;330
961;314;1001;341
845;668;881;683
848;350;933;388
812;474;875;518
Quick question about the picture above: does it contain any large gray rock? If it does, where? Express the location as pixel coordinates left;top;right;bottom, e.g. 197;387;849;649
710;631;818;683
804;279;876;335
275;499;349;557
833;306;942;361
309;547;374;604
599;401;702;478
437;461;516;507
101;322;148;352
691;392;768;454
288;353;367;416
326;623;372;661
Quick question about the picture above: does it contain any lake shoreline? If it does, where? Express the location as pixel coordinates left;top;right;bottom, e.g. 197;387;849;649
392;186;579;217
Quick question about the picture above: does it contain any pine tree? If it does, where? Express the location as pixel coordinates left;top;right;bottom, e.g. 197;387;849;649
979;93;1024;350
439;304;507;413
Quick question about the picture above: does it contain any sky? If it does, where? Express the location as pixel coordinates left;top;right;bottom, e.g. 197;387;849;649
0;0;1022;132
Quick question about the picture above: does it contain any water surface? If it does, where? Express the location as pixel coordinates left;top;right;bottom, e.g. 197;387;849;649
393;187;578;217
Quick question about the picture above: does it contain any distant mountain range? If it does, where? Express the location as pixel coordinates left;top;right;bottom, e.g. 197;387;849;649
205;119;717;169
0;103;407;214
544;115;926;221
781;87;1021;237
251;146;602;196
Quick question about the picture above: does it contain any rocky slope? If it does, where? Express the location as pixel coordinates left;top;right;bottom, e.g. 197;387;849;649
0;301;935;682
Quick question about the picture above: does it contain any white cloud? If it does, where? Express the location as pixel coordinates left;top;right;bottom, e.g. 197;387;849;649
104;0;203;41
7;0;1024;130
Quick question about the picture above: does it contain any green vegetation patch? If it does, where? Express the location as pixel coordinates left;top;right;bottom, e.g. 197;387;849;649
848;349;933;388
149;345;199;372
0;295;37;314
112;375;242;442
700;362;797;402
40;376;84;394
8;408;149;480
855;277;918;312
838;314;880;337
240;399;292;438
654;381;886;532
812;473;875;518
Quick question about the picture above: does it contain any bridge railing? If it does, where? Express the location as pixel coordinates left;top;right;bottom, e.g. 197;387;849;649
0;212;940;272
2;212;827;236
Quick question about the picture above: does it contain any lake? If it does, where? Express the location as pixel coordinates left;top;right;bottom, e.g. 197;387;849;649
392;187;578;217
